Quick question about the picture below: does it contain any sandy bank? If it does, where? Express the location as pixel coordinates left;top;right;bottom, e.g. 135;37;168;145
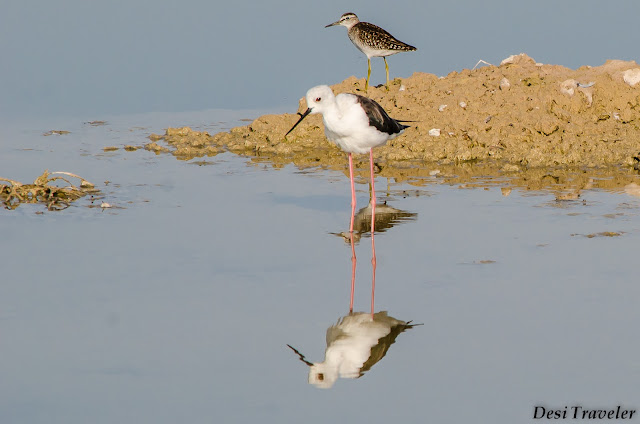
144;53;640;192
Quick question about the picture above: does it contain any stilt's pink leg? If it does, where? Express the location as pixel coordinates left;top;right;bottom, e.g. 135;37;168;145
369;149;376;207
371;237;376;317
349;153;356;233
349;230;356;314
369;149;377;316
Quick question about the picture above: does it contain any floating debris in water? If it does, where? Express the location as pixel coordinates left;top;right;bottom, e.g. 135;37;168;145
43;130;70;136
85;120;108;126
0;170;98;211
571;231;624;238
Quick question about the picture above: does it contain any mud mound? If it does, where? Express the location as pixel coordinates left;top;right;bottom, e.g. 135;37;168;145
200;53;640;167
145;53;640;191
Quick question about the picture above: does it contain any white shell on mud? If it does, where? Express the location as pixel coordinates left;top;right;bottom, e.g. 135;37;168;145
428;128;441;137
500;53;528;65
577;81;595;88
623;69;640;87
560;79;578;96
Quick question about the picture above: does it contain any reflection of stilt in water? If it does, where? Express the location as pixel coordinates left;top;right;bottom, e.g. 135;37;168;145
370;190;377;317
333;201;417;244
349;226;357;313
346;212;376;316
347;185;378;316
286;200;421;389
339;198;416;314
287;312;420;388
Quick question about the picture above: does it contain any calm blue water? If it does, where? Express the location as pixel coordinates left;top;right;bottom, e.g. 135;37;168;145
1;112;639;423
2;1;639;420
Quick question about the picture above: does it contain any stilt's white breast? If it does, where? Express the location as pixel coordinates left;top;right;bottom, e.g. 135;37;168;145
322;93;391;154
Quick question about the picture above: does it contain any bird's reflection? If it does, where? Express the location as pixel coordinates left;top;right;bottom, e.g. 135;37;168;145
287;311;420;389
331;200;417;244
287;199;420;388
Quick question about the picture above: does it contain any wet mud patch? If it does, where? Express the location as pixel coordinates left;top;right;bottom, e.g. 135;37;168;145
146;127;222;159
1;171;98;211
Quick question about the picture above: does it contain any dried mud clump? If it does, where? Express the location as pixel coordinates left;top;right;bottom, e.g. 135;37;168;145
1;171;98;211
145;127;222;160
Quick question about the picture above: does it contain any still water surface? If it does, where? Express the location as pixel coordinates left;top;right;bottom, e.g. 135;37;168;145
1;111;639;423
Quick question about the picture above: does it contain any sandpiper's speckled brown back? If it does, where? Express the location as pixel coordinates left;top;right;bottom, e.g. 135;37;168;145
348;21;416;58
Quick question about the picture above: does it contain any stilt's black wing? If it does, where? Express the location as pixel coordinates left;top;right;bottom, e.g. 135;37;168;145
355;95;409;136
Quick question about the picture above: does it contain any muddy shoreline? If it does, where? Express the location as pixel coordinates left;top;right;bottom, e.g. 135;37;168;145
144;53;640;193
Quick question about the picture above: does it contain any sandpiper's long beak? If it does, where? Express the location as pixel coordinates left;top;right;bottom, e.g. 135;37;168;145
285;108;312;137
325;21;339;28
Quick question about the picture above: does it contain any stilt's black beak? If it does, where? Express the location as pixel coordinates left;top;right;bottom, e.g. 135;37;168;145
285;108;312;137
286;344;313;367
325;21;339;28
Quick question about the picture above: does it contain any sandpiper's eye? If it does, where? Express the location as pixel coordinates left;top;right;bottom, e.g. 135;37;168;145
315;97;321;102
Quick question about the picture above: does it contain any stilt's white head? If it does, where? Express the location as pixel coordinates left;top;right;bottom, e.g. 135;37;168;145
285;85;336;137
308;363;339;389
304;85;335;115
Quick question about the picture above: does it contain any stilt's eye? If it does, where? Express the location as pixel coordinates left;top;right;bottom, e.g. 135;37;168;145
315;97;321;102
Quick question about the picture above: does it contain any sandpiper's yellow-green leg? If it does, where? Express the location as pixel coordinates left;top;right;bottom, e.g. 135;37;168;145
365;58;371;91
383;57;390;89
